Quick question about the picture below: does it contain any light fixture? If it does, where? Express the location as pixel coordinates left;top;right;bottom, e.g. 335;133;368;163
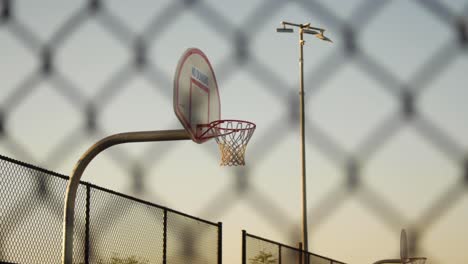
276;27;293;33
303;29;319;35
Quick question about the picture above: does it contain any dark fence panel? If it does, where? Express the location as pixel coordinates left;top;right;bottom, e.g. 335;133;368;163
166;211;220;264
0;155;85;263
0;154;221;264
242;230;346;264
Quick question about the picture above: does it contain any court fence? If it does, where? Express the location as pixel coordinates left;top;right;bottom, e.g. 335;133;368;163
0;154;222;264
242;230;346;264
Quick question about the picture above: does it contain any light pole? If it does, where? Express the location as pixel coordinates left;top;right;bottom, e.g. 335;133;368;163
276;21;332;256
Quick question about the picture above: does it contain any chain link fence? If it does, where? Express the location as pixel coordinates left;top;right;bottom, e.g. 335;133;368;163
0;155;222;264
1;0;468;263
243;231;346;264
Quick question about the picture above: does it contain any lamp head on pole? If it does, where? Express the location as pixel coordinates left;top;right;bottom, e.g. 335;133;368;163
276;27;293;33
304;29;333;43
276;21;294;33
315;32;333;43
277;21;333;43
303;29;319;35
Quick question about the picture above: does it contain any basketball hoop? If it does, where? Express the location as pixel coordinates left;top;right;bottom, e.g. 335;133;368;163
197;120;256;166
373;229;427;264
373;258;426;264
173;48;256;166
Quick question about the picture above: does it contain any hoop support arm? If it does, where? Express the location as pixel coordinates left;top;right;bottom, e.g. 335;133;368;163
62;129;190;264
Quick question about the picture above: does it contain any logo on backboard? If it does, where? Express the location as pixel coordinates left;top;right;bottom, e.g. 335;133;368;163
191;67;209;87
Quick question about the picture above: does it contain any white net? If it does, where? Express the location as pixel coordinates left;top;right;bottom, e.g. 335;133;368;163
212;120;256;166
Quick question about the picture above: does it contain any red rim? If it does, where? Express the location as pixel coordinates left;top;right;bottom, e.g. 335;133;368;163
196;119;256;140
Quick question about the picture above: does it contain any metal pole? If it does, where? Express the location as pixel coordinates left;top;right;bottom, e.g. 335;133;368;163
278;244;282;264
277;21;331;263
299;26;309;255
218;222;223;264
298;242;303;264
84;184;91;264
163;208;168;264
62;129;190;264
242;230;246;264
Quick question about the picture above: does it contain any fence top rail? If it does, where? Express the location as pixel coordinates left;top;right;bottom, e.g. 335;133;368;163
0;154;69;180
244;231;347;264
0;154;220;227
89;183;220;226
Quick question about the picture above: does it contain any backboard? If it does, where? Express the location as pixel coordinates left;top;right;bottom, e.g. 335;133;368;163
401;229;408;260
372;229;426;264
173;48;221;143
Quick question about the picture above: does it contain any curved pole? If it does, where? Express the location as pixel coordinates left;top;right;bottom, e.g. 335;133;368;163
62;129;190;264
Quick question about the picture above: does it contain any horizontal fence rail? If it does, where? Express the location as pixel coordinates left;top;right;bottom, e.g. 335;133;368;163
0;154;222;264
242;230;346;264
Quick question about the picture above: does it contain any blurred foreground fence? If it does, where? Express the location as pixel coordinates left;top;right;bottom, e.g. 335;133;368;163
0;154;222;264
1;0;468;263
242;230;346;264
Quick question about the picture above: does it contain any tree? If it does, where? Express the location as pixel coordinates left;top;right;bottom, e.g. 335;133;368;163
249;249;278;264
109;255;149;264
84;254;149;264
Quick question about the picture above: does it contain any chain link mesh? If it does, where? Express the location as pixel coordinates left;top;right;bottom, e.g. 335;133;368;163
166;211;219;264
0;156;87;263
244;232;346;264
0;155;221;263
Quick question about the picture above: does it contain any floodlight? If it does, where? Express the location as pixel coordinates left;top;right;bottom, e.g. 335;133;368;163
276;27;293;33
303;29;319;35
315;33;333;42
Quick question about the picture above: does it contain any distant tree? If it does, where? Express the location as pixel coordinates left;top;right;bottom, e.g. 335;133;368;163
81;254;149;264
109;255;149;264
249;249;278;264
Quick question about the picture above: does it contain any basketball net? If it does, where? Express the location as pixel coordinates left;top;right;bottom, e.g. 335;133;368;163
198;120;256;166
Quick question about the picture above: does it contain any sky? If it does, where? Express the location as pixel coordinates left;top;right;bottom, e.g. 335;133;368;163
1;0;468;263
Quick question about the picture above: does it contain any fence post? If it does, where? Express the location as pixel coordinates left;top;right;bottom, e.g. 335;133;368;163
84;185;91;264
298;242;303;264
163;208;167;264
242;230;246;264
278;244;282;264
218;222;222;264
